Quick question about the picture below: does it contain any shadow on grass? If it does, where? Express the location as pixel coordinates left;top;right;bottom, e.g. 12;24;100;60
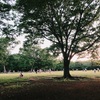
53;76;92;81
0;76;100;100
0;75;93;87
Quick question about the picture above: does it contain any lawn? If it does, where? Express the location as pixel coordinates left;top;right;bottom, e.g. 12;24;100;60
0;71;100;100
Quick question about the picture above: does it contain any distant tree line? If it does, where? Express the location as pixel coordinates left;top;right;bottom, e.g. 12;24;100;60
0;49;55;72
70;60;100;70
0;53;100;72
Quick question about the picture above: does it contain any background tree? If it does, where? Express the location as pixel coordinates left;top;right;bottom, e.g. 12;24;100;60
7;54;17;72
20;39;55;71
16;0;100;78
0;38;10;72
7;54;26;72
0;0;20;72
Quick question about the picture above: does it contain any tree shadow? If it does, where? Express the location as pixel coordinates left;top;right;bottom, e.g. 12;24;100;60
53;76;92;81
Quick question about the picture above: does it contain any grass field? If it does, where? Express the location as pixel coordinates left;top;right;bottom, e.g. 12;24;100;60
0;70;100;82
0;71;100;100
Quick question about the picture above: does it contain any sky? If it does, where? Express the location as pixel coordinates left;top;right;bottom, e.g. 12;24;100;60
9;35;26;54
10;35;52;54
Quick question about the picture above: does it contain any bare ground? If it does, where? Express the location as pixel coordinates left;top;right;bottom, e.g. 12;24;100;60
0;77;100;100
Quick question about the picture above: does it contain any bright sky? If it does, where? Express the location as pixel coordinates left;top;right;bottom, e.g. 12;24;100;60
10;35;52;54
10;35;26;54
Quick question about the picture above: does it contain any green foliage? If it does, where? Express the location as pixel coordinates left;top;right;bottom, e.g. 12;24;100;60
70;60;100;70
0;0;19;40
5;46;55;72
53;60;63;71
0;38;10;72
46;43;61;57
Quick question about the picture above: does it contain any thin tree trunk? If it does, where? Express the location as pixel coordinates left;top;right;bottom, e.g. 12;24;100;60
63;57;72;78
3;66;7;73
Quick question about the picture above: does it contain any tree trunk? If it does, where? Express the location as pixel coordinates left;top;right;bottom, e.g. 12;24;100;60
63;57;72;78
3;66;7;73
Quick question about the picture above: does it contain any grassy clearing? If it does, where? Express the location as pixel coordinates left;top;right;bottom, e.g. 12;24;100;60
71;70;100;78
0;71;63;86
0;70;100;83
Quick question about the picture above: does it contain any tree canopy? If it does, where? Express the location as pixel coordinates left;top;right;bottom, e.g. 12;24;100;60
0;0;19;40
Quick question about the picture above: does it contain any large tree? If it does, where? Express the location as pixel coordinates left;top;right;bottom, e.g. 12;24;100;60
16;0;100;78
